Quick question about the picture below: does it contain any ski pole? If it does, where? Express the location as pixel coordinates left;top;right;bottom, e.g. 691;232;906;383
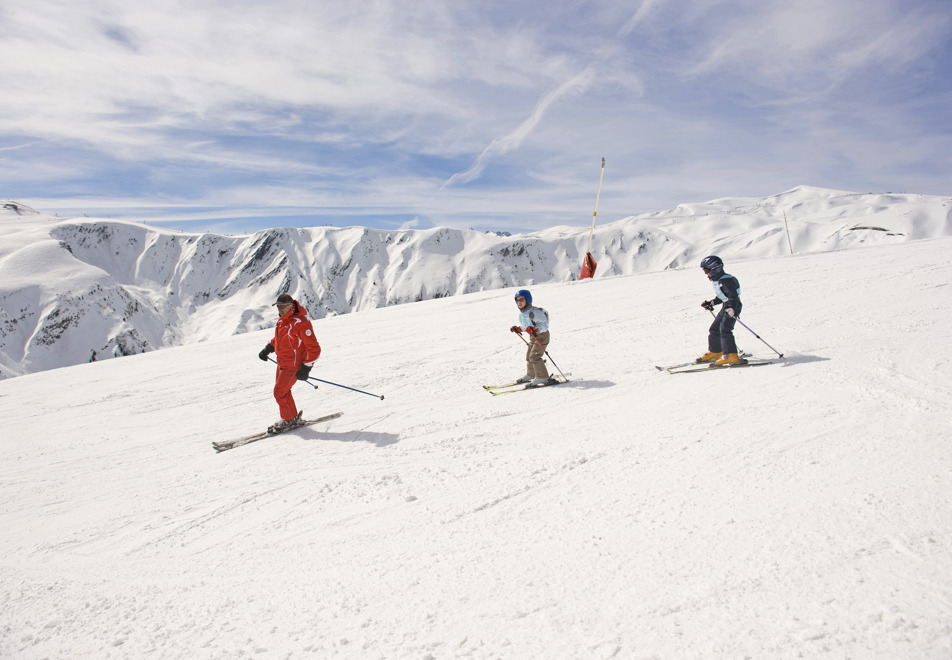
707;310;784;358
308;375;385;400
269;358;385;399
733;317;784;358
513;329;570;382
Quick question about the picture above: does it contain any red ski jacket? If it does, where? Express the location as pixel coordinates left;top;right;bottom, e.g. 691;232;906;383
269;301;321;369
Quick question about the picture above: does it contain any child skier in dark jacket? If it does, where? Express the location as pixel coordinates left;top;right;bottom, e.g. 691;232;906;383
697;255;744;366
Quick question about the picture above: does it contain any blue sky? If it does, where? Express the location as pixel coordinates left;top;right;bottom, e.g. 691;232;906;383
1;0;950;234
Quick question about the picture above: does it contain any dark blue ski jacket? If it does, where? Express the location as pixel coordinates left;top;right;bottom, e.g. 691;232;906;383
709;273;742;314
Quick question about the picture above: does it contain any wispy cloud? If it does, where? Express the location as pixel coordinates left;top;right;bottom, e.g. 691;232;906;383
686;0;952;90
617;0;665;38
442;68;595;188
1;0;949;234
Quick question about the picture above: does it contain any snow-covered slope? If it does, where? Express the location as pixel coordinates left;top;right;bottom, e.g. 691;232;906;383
1;236;950;658
1;186;950;379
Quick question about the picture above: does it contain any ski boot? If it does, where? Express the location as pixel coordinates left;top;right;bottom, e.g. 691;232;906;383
715;353;745;366
269;411;303;434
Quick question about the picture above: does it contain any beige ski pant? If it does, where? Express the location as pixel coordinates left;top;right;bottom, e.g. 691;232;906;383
525;330;550;379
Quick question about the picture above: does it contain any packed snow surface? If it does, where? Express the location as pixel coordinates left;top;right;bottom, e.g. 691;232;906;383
2;236;951;658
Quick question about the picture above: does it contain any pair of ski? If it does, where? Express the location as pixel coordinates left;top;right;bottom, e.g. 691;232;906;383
482;374;572;396
656;353;773;374
213;411;343;452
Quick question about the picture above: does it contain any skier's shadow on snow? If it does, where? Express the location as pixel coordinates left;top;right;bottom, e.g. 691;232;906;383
559;379;614;389
775;354;830;366
297;428;400;447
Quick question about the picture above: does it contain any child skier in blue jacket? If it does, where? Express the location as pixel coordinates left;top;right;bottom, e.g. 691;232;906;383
509;289;556;386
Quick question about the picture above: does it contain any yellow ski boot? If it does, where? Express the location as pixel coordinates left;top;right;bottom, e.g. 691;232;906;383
715;352;742;366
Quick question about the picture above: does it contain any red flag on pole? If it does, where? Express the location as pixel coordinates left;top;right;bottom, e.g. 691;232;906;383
580;158;605;280
580;252;597;279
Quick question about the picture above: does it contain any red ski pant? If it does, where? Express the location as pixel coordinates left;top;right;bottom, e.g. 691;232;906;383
273;366;300;421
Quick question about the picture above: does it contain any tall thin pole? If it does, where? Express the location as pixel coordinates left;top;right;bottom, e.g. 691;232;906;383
587;157;606;254
783;211;794;255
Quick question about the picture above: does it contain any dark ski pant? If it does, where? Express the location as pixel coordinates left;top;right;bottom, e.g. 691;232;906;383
273;365;300;421
525;331;550;379
708;308;740;355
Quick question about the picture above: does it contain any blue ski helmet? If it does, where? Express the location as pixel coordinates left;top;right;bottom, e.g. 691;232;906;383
515;289;532;305
699;255;724;278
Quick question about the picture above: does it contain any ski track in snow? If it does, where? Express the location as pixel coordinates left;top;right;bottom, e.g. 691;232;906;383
1;238;952;658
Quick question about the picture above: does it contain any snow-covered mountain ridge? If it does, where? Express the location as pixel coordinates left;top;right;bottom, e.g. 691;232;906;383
1;185;949;379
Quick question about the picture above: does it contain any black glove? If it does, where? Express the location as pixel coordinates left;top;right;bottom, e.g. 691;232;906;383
701;299;715;311
295;364;312;381
258;343;275;361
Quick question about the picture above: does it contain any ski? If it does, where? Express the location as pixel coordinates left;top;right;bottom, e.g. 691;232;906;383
213;411;344;452
483;373;571;391
662;360;773;374
487;378;570;396
483;381;524;391
655;360;704;372
655;352;750;372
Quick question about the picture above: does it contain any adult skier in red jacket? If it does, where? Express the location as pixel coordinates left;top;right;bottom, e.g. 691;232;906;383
257;293;321;430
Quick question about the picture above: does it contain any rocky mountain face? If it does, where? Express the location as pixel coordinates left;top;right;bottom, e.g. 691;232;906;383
1;187;949;378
